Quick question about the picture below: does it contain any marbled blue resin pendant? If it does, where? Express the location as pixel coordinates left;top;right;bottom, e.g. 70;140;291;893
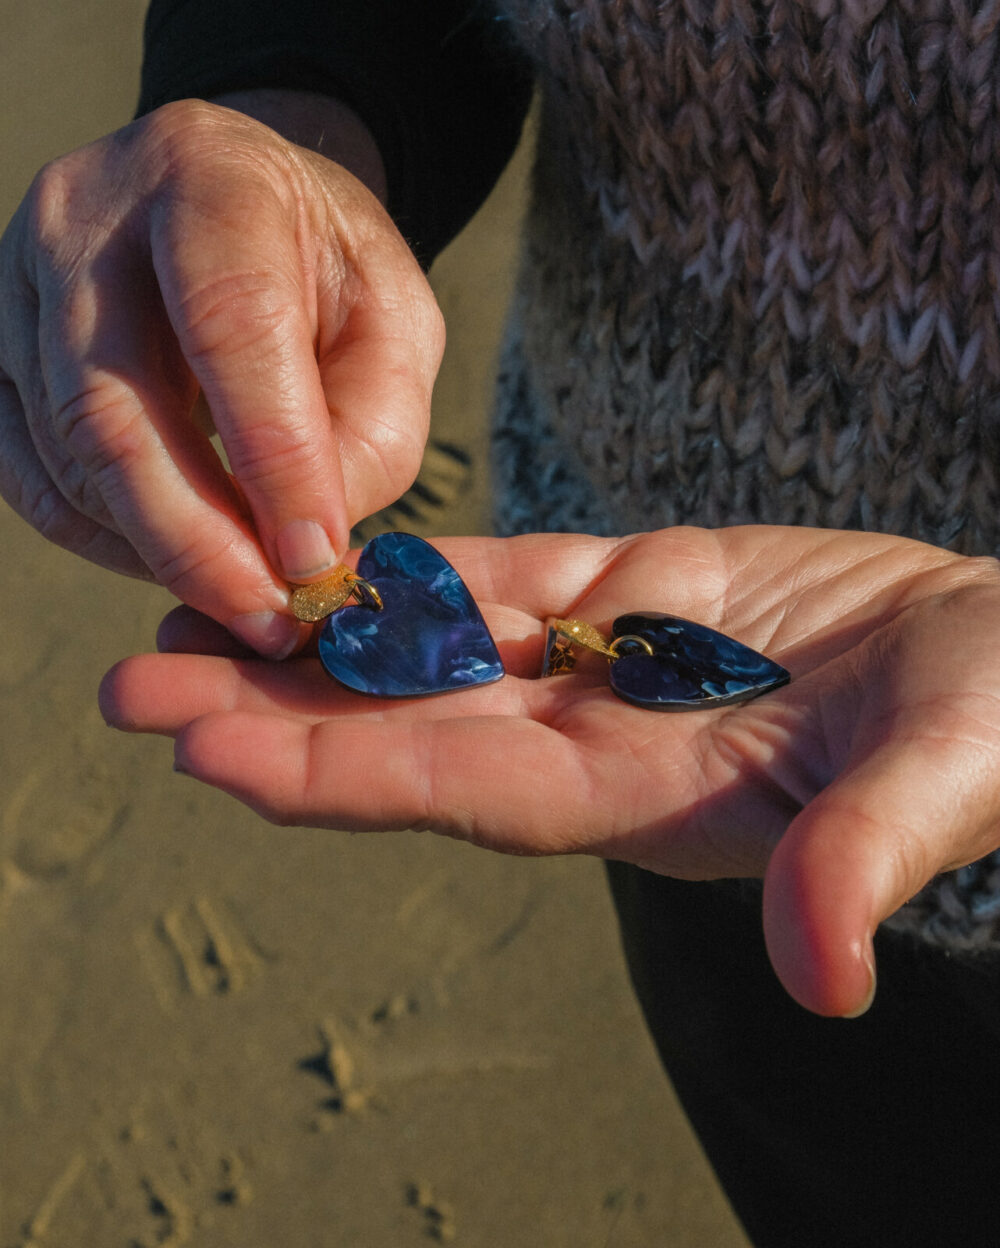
316;533;504;698
606;612;789;710
542;612;788;711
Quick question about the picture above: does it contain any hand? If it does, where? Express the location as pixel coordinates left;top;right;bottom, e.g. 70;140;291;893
0;96;443;656
100;525;1000;1016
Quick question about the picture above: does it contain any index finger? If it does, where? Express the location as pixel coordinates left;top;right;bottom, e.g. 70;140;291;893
150;150;350;582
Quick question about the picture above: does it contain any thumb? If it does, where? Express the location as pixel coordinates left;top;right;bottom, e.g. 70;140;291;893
762;737;1000;1017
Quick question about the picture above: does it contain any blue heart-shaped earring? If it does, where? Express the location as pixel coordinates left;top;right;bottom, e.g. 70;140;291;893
290;533;505;698
541;612;788;710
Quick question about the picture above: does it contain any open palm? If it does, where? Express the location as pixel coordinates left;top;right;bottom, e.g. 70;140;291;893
101;525;1000;1016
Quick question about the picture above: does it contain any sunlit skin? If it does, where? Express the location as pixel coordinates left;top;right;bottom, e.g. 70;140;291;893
0;98;442;657
4;93;998;1026
100;524;1000;1020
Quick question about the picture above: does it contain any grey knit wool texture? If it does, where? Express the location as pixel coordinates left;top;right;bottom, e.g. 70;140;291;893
490;0;1000;951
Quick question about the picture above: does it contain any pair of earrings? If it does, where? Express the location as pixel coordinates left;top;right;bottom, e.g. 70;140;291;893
290;533;789;710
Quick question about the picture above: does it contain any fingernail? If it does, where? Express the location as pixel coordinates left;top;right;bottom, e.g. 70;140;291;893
842;949;877;1019
276;519;337;581
230;610;301;660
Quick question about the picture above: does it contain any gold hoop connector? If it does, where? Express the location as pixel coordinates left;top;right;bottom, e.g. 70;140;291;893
607;634;655;659
289;566;383;622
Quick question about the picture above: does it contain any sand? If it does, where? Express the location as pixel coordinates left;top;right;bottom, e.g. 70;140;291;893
0;5;749;1244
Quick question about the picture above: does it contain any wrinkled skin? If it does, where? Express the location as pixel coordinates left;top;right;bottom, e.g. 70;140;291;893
101;525;1000;1019
0;98;444;657
6;100;999;1023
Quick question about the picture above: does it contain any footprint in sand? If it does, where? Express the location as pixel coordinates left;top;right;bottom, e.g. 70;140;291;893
299;1018;375;1124
405;1181;456;1243
135;895;265;1013
11;1142;253;1247
1;747;127;881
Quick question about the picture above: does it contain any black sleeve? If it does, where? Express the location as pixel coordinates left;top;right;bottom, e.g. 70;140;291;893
137;1;534;267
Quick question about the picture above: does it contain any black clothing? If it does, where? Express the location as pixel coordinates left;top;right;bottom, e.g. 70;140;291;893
606;865;1000;1248
138;0;532;267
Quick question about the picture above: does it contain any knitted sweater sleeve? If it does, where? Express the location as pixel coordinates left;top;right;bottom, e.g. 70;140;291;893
137;0;534;267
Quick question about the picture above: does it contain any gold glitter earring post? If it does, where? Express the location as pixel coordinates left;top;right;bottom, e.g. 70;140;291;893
289;566;383;622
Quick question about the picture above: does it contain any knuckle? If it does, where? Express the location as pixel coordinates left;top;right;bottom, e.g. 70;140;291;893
964;555;1000;584
382;442;423;503
353;414;427;505
150;532;233;600
15;470;120;563
419;292;447;362
143;99;294;212
20;476;79;548
21;144;120;263
140;98;241;166
51;384;145;480
45;452;108;521
23;157;76;247
385;268;446;363
176;270;297;362
227;424;325;493
384;286;446;372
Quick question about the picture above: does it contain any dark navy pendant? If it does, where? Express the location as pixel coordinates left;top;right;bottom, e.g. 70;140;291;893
607;612;789;711
318;533;504;698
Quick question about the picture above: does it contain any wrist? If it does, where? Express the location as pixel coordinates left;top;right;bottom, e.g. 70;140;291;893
208;88;387;204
